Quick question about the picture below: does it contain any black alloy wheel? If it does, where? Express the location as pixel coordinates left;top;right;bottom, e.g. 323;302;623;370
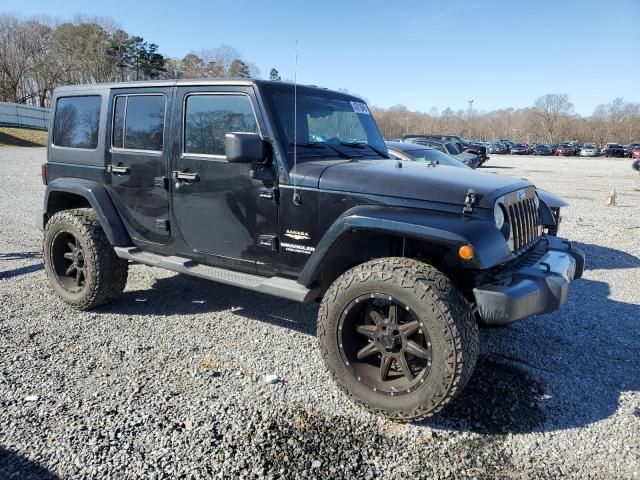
338;294;432;396
49;230;87;293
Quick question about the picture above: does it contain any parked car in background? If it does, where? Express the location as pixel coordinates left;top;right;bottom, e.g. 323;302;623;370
579;143;599;157
403;134;489;164
555;143;575;156
533;144;553;155
564;141;580;155
510;143;529;155
385;141;467;168
602;143;626;157
405;139;481;168
624;143;640;157
488;142;509;154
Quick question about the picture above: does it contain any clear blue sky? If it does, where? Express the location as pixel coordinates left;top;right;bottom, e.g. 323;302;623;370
4;0;639;115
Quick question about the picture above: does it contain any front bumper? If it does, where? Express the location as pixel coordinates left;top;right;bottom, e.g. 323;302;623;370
473;236;585;325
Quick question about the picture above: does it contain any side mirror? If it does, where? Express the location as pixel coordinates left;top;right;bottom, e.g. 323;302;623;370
225;132;266;164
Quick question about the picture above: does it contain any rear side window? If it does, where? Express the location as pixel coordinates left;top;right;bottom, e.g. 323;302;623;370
53;96;101;149
112;94;166;152
184;94;258;156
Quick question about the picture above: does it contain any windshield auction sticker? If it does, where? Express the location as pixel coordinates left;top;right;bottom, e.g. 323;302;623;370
351;101;371;115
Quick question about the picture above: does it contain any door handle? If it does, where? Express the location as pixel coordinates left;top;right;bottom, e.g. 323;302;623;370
107;165;130;175
172;171;200;183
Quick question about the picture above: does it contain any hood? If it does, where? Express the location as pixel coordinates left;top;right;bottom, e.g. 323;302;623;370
293;159;531;209
454;151;478;162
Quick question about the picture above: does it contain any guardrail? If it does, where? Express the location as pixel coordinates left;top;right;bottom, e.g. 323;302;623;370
0;102;50;131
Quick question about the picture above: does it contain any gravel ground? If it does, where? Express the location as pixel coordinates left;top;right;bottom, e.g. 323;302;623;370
0;148;638;479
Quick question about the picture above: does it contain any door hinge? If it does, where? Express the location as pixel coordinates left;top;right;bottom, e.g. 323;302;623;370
258;234;278;251
156;219;170;232
259;186;279;202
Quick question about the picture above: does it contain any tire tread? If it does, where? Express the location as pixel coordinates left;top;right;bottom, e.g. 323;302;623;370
318;257;479;422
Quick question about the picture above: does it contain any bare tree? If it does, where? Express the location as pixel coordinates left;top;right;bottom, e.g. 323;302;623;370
533;94;574;143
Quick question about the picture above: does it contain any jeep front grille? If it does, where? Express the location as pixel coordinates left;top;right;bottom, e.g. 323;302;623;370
501;188;541;252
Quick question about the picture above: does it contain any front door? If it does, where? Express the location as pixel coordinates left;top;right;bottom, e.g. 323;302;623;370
106;87;172;245
170;86;278;272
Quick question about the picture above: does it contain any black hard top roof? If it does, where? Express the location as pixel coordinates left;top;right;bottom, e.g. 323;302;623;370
53;79;337;94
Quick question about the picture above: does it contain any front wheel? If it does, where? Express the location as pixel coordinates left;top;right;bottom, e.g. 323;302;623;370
43;208;128;310
318;258;479;422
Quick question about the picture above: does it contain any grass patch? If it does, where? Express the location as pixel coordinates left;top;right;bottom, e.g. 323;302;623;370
0;127;48;147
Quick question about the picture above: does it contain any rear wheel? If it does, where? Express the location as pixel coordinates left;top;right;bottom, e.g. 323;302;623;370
318;258;479;421
43;208;128;310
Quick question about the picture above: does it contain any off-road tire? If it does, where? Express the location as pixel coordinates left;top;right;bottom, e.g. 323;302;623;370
318;257;479;422
43;208;128;310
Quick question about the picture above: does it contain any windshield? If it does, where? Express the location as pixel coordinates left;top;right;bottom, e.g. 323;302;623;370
444;142;461;155
263;84;387;166
405;148;467;168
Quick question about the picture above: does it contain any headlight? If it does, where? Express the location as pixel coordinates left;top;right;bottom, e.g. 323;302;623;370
494;202;505;230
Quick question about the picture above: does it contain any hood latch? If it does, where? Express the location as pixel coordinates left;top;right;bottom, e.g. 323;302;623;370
463;189;477;215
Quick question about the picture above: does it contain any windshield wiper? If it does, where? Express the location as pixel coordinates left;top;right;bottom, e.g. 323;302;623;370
290;142;350;159
339;141;389;159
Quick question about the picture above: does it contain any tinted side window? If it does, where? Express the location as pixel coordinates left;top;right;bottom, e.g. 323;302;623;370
112;96;126;149
53;96;101;149
112;95;165;151
184;95;257;156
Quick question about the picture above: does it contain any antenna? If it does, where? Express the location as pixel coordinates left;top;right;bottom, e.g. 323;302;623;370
293;40;301;205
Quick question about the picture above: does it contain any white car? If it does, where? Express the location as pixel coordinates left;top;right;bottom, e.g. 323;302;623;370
580;143;599;157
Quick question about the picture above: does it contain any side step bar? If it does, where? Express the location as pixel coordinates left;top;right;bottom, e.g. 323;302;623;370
114;247;318;303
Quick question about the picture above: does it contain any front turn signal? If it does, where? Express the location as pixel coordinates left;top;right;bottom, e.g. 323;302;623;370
458;245;474;260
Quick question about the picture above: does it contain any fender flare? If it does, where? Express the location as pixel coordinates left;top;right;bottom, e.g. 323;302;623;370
43;178;132;246
297;205;511;287
537;189;569;209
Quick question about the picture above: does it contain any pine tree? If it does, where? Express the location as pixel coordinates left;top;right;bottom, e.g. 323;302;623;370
269;68;281;81
228;59;251;78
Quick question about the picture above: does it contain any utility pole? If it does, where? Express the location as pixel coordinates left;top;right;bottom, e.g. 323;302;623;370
468;99;474;117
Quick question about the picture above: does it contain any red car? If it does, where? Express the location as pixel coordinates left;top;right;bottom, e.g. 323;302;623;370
555;143;574;156
631;147;640;159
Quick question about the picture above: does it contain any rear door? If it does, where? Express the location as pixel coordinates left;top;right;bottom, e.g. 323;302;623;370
106;87;173;245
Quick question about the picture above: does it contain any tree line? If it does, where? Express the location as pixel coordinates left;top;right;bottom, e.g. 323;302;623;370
1;14;638;144
372;94;640;145
0;14;275;108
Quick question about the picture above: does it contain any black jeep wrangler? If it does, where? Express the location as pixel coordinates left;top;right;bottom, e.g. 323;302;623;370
41;80;584;421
